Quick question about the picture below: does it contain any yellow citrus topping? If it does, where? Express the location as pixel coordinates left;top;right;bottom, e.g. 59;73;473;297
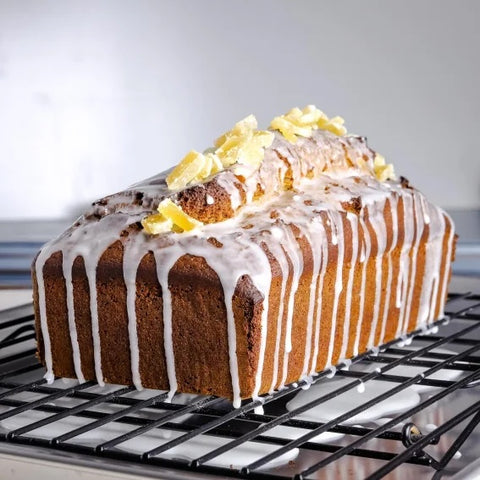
270;105;347;143
374;153;395;181
192;153;212;183
166;150;207;190
215;115;274;169
320;115;347;136
141;213;173;235
166;115;273;193
157;198;203;232
214;114;257;149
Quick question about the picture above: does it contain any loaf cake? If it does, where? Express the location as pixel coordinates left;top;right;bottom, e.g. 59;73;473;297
32;106;456;407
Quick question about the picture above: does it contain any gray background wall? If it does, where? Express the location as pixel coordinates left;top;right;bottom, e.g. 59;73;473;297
0;0;478;220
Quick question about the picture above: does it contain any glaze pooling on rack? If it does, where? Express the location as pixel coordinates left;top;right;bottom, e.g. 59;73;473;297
33;128;453;406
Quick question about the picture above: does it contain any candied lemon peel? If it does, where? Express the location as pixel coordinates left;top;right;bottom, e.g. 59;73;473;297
270;105;347;143
141;213;173;235
166;150;223;191
142;198;203;235
214;115;274;170
374;153;396;182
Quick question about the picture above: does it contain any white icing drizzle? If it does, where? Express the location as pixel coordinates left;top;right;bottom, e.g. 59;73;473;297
62;252;85;383
123;236;150;391
395;194;416;337
419;194;431;224
242;237;271;403
35;214;140;387
278;223;303;389
417;204;449;326
367;200;387;350
354;216;372;356
339;212;358;360
438;213;455;315
400;193;424;334
325;210;344;367
378;196;398;344
298;218;324;380
265;238;289;393
84;256;104;386
35;245;55;383
427;210;445;324
308;223;329;376
153;249;180;401
216;171;243;211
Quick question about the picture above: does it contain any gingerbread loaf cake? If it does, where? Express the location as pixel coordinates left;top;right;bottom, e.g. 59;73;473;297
32;106;456;407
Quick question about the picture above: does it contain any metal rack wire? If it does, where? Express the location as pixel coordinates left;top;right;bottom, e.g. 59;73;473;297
1;293;480;479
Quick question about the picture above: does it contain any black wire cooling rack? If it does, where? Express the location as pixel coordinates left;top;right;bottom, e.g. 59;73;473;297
1;293;480;480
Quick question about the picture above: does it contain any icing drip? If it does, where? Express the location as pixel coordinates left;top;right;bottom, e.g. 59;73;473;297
85;256;104;386
427;210;445;324
278;223;303;389
378;196;398;344
123;236;150;391
309;225;329;376
153;250;179;401
265;238;289;393
402;193;424;333
419;194;431;224
438;214;455;316
221;280;240;407
417;204;448;326
354;216;372;356
35;246;55;383
62;252;85;383
216;171;243;211
242;237;271;403
395;194;415;337
326;210;344;368
339;213;359;360
300;220;326;379
367;200;387;350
